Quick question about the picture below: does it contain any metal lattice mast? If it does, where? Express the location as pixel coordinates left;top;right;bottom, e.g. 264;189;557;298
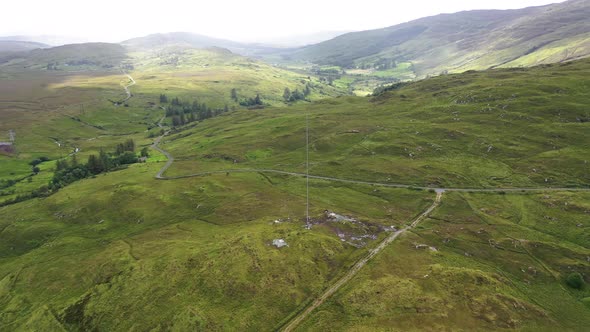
306;113;310;223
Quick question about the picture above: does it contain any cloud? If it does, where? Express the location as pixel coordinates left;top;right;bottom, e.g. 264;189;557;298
0;0;566;42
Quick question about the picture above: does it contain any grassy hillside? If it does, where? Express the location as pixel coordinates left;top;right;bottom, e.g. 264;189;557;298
0;42;345;205
122;32;244;51
0;48;589;331
299;191;590;331
161;59;590;189
0;41;49;65
287;0;590;78
122;32;280;57
0;41;48;53
129;46;344;108
0;157;433;330
1;43;129;71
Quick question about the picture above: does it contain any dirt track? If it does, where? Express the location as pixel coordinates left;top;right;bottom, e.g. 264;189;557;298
280;191;443;332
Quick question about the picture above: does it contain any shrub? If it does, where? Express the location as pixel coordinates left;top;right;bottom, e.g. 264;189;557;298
566;272;585;289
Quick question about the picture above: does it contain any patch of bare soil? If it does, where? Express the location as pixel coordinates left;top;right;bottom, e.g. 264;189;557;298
309;210;397;247
0;143;14;155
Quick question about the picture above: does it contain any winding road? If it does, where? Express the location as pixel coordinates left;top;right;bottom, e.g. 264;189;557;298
152;115;174;179
122;72;136;102
150;131;590;193
150;124;590;193
141;75;588;193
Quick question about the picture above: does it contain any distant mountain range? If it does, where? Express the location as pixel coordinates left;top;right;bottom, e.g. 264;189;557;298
254;31;354;47
120;32;281;56
0;42;128;71
1;0;588;76
286;0;590;76
0;35;89;46
0;40;48;52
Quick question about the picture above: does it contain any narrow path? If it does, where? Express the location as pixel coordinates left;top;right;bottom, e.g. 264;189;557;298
121;70;136;102
280;191;444;332
152;116;174;179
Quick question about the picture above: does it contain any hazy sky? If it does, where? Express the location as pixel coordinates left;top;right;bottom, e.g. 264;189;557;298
1;0;567;42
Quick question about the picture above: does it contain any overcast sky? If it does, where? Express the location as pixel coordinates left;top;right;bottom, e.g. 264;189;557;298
0;0;567;42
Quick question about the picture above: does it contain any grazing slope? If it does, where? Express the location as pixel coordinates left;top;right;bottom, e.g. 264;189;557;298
0;41;344;206
0;51;588;331
161;59;590;190
289;0;590;76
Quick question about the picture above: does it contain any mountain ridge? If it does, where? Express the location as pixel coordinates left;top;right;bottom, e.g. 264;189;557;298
285;0;590;76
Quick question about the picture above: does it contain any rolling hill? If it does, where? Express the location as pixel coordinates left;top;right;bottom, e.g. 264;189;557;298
0;42;129;71
0;35;89;46
0;56;589;331
0;40;48;53
0;41;50;64
256;30;352;47
287;0;590;77
121;32;280;56
122;32;244;50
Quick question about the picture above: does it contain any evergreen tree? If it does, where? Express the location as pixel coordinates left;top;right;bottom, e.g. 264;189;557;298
283;87;291;101
117;152;138;165
124;139;135;152
87;154;104;174
115;143;125;155
231;88;238;101
172;116;181;126
289;89;304;102
56;159;69;171
99;148;110;171
140;147;150;158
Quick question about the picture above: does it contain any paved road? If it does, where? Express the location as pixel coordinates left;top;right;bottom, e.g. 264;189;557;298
154;166;589;193
152;116;174;179
280;191;443;332
148;99;588;193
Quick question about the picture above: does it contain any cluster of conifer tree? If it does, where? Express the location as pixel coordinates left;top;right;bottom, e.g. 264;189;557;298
283;84;311;102
50;139;147;191
1;140;148;207
230;88;264;107
160;94;230;126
